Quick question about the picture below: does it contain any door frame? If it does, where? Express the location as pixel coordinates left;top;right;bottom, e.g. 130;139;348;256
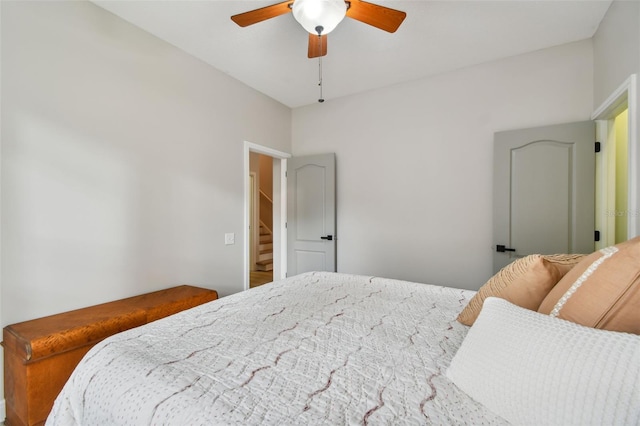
243;141;291;291
592;74;638;243
249;172;257;271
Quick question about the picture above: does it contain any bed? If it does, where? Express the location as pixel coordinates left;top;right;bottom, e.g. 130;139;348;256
46;272;507;425
47;251;640;426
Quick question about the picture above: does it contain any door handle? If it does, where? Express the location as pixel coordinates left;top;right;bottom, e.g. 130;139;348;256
321;235;333;241
496;244;516;252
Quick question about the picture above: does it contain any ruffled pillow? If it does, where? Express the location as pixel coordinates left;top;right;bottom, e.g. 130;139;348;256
457;254;584;326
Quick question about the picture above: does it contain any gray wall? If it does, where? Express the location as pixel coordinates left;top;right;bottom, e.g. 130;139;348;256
1;1;291;327
292;40;595;290
593;0;640;108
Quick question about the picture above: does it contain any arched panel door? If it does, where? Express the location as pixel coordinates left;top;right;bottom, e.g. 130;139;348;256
287;154;336;276
493;122;595;273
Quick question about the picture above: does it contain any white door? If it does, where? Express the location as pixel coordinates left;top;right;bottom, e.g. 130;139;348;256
493;121;595;273
287;153;336;276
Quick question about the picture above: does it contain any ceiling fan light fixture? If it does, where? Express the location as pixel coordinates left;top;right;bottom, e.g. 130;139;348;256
292;0;347;35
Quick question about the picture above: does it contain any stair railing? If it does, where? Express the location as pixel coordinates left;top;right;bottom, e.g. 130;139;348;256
259;190;273;235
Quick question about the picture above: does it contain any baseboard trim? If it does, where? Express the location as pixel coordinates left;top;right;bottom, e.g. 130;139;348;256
1;398;6;423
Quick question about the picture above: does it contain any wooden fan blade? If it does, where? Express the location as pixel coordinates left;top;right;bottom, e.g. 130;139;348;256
346;0;406;33
308;34;328;58
231;1;293;27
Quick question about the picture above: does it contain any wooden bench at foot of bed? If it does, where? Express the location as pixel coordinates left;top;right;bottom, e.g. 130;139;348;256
2;285;219;426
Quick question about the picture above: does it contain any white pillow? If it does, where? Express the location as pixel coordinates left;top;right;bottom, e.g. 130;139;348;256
446;297;640;426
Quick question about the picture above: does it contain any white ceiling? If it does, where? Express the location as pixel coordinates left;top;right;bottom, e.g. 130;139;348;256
93;0;612;108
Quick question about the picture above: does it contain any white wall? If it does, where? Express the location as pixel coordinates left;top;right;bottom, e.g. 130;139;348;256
593;0;640;235
593;0;640;108
1;1;291;327
292;40;594;290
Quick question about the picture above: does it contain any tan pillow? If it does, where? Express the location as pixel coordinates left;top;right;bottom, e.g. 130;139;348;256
538;236;640;334
457;254;585;326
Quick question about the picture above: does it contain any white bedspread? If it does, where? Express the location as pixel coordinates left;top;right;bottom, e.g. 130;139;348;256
47;272;508;425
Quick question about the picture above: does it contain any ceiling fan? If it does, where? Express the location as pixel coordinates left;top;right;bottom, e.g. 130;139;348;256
231;0;407;58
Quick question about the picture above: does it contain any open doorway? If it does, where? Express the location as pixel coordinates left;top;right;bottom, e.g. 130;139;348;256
243;142;291;291
249;152;274;287
593;74;638;248
605;109;628;244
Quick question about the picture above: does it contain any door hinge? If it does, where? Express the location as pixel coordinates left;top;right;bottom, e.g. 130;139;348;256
595;141;601;153
595;230;601;242
285;171;288;178
285;222;287;228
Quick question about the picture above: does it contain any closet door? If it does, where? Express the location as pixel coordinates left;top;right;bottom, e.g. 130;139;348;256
287;153;336;276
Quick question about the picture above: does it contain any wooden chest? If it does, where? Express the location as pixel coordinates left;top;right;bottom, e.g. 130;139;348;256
2;285;218;426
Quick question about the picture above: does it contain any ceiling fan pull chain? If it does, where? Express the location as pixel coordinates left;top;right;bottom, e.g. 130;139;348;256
316;26;325;103
318;54;324;103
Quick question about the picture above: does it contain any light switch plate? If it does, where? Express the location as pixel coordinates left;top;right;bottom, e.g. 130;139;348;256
224;233;235;245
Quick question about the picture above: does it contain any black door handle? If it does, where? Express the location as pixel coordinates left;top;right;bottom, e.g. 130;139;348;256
321;235;333;241
496;244;516;252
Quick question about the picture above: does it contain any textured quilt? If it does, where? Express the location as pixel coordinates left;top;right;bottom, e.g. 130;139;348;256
47;272;508;425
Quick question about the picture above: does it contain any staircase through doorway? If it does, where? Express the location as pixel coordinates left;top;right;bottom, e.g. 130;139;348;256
251;223;273;288
249;153;275;289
